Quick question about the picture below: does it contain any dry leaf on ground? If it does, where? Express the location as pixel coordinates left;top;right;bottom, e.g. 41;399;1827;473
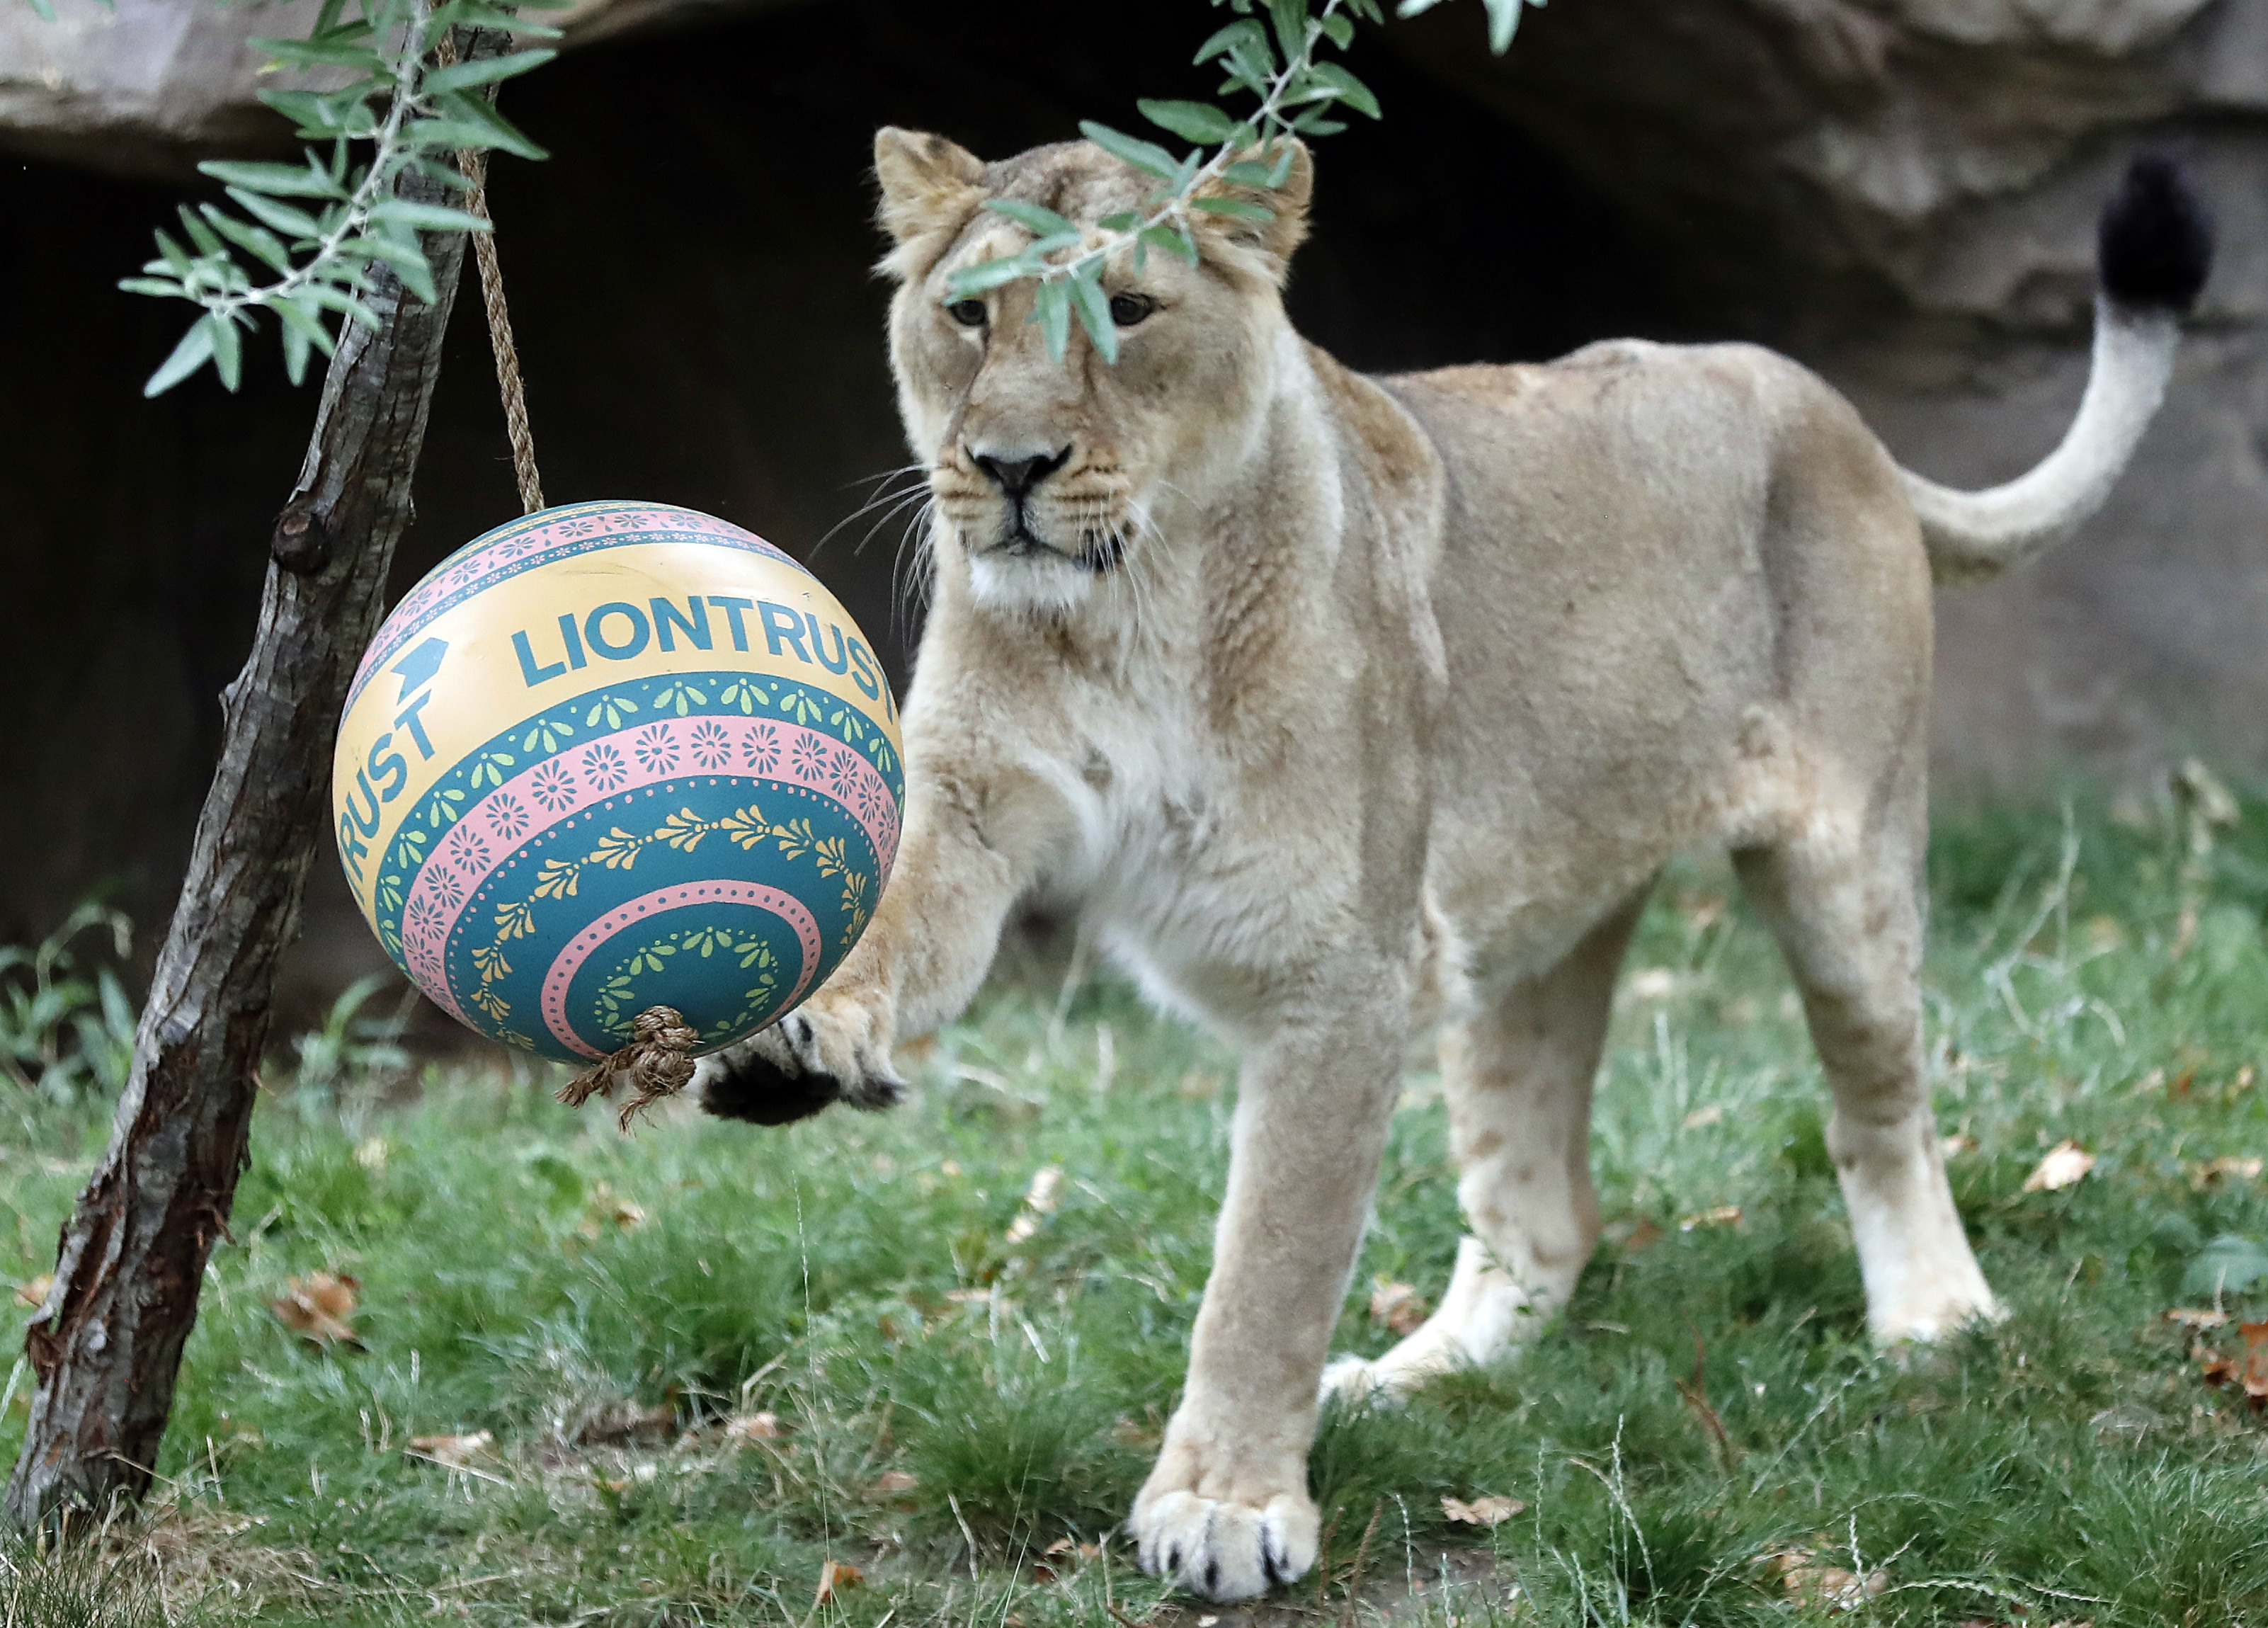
1770;1547;1888;1611
813;1559;862;1607
1440;1495;1525;1527
406;1430;493;1469
2023;1140;2096;1192
1679;1205;1742;1232
2196;1320;2268;1406
1369;1277;1429;1336
2189;1156;2263;1190
576;1182;646;1240
13;1273;52;1309
572;1399;675;1446
1620;1217;1665;1253
271;1272;360;1346
1032;1535;1102;1584
723;1410;785;1442
2167;1307;2232;1329
1005;1165;1064;1243
870;1469;919;1496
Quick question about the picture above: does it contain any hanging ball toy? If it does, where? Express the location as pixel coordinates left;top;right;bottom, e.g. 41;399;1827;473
333;501;901;1110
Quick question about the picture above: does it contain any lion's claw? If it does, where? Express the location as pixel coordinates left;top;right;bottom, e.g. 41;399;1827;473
1130;1488;1318;1602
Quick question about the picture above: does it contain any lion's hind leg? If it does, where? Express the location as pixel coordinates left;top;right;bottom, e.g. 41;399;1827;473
1733;812;2000;1343
1323;895;1643;1401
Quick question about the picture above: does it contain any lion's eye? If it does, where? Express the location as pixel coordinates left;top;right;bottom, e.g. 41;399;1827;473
1109;292;1157;327
946;299;988;328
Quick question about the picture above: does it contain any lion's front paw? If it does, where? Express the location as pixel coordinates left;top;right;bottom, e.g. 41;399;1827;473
1318;1353;1396;1406
1130;1474;1317;1602
695;1008;906;1127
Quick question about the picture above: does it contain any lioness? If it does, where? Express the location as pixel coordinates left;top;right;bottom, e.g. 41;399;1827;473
698;132;2211;1601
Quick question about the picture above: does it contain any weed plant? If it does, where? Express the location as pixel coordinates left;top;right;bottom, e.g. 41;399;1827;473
6;795;2268;1624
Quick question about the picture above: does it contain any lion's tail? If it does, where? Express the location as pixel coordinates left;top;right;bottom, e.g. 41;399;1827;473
1903;155;2214;585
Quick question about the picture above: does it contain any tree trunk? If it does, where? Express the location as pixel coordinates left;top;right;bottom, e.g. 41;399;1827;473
4;62;489;1531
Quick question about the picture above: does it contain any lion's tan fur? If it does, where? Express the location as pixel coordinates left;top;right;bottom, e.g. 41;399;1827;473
699;128;2182;1603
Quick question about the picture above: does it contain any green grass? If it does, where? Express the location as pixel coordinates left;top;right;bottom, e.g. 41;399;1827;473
10;796;2268;1625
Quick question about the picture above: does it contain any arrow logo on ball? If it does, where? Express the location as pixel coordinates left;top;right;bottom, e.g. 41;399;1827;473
390;637;448;700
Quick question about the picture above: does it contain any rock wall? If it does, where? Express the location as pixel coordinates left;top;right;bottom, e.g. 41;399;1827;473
0;0;1696;1013
0;0;780;178
0;0;2262;1006
1394;0;2268;785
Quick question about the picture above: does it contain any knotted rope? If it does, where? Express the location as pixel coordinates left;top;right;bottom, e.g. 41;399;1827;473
437;32;697;1122
556;1006;702;1130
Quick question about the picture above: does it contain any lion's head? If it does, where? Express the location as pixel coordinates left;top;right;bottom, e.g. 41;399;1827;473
873;128;1314;616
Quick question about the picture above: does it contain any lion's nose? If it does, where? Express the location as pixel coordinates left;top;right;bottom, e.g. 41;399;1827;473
970;445;1071;499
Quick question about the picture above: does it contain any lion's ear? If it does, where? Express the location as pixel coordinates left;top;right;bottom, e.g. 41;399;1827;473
874;127;986;247
1191;138;1313;282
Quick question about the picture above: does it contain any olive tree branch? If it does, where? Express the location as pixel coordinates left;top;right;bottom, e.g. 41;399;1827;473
120;0;560;396
945;0;1546;363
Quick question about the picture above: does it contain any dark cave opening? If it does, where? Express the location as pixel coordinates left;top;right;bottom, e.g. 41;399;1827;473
0;0;1709;992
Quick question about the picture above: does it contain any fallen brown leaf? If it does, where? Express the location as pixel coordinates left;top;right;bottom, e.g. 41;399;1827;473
1369;1277;1429;1336
1770;1547;1888;1611
1622;1217;1665;1253
2189;1156;2264;1190
723;1410;785;1442
2196;1325;2268;1408
812;1559;862;1608
1678;1205;1742;1232
2022;1140;2095;1193
2243;1321;2268;1402
1440;1494;1525;1527
576;1182;646;1241
13;1273;52;1309
574;1399;675;1446
271;1272;360;1346
406;1430;493;1469
2167;1307;2232;1329
1108;1415;1158;1448
870;1469;920;1496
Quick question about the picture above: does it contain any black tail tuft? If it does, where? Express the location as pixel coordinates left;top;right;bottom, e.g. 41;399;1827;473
2098;152;2214;313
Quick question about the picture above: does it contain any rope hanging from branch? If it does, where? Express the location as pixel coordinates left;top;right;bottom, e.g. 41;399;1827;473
436;35;700;1121
460;152;545;516
436;32;543;515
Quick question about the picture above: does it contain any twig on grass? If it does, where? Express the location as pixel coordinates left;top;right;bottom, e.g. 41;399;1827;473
1339;1498;1383;1628
1673;1320;1742;1468
948;1491;981;1582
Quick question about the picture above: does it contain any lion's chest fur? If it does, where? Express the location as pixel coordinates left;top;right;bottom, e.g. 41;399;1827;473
1006;640;1367;1032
